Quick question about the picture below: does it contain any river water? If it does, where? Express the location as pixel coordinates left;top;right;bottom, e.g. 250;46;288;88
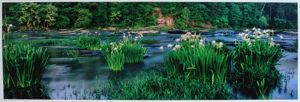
10;30;298;99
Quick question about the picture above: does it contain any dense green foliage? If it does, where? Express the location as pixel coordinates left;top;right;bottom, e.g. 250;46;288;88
121;38;146;63
77;35;101;50
3;3;297;30
4;3;58;30
75;9;93;28
101;36;146;71
101;71;232;99
165;42;229;84
231;38;283;96
175;7;191;29
105;43;125;72
3;43;49;88
233;39;283;69
101;34;235;99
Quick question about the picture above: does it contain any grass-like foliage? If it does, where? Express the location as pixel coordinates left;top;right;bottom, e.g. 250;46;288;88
3;43;49;88
77;35;101;50
104;43;125;72
233;39;283;68
101;71;232;99
231;38;283;96
164;41;230;84
121;38;146;63
101;37;146;71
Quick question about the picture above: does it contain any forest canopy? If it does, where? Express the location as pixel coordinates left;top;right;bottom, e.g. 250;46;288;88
2;2;298;31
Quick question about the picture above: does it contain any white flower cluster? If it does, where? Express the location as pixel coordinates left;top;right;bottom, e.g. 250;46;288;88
122;32;143;42
242;27;274;39
109;42;123;51
161;43;181;51
211;40;224;49
180;32;200;42
173;45;181;50
168;32;206;51
239;27;278;47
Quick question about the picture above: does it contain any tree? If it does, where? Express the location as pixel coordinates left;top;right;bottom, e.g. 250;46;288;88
258;16;268;28
215;16;229;28
18;3;41;30
175;7;190;29
40;4;58;29
74;9;92;28
3;2;298;30
228;3;242;28
93;3;109;27
207;3;229;27
55;15;70;29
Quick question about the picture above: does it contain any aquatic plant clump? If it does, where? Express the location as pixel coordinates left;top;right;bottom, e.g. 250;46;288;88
101;71;232;99
231;63;281;96
3;43;49;88
165;32;230;83
231;28;283;96
77;35;101;50
121;38;146;63
105;43;125;72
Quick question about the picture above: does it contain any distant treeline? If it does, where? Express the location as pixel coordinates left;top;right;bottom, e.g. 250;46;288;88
2;2;297;30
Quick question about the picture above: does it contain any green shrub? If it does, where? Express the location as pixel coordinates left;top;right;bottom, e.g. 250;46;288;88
231;38;283;96
55;15;70;29
77;35;101;50
74;9;92;28
3;43;49;88
101;71;232;99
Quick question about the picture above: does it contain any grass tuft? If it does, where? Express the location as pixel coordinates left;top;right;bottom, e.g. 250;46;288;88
3;43;49;88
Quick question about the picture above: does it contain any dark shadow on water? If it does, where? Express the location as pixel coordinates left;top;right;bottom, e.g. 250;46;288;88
107;62;146;81
4;85;50;99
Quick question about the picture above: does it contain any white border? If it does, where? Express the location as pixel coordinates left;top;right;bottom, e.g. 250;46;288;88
0;0;299;102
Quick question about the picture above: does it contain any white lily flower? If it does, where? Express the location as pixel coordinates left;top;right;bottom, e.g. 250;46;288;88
219;42;224;48
174;45;181;50
244;29;249;32
167;44;173;48
159;46;164;50
256;35;261;39
212;40;216;44
191;45;195;48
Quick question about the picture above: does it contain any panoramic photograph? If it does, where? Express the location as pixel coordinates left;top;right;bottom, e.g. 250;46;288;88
1;2;298;100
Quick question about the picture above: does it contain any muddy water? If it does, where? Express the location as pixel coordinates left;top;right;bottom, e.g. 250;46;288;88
11;30;298;99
